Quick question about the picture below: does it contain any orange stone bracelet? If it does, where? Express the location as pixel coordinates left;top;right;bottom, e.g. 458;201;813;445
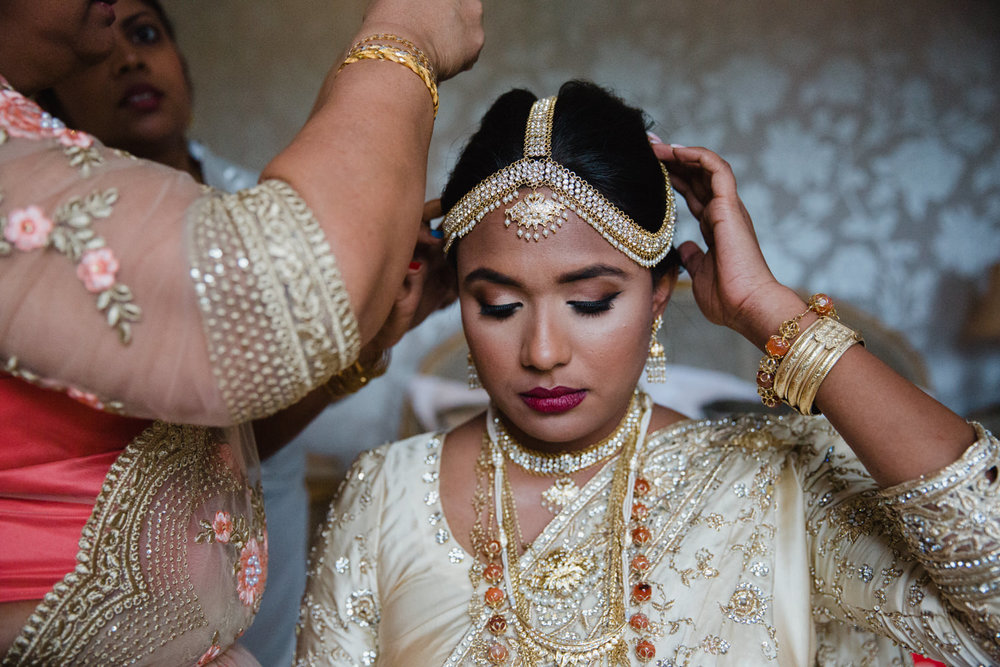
756;294;836;407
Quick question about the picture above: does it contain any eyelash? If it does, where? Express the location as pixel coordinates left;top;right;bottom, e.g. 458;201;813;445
479;302;521;319
478;292;621;320
568;292;620;317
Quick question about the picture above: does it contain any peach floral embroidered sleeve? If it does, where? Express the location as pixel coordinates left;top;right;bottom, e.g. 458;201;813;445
0;78;359;424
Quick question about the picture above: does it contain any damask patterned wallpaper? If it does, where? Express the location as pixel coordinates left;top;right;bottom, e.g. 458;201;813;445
172;0;998;443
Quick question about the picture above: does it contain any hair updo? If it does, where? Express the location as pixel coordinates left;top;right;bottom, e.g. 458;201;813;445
440;80;680;279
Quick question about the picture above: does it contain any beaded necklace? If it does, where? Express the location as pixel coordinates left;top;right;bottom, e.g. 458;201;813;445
469;390;660;665
491;391;643;513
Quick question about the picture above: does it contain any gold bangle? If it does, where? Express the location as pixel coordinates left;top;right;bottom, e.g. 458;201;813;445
756;293;837;408
323;349;391;400
793;318;863;415
775;320;826;409
354;33;432;70
339;36;439;117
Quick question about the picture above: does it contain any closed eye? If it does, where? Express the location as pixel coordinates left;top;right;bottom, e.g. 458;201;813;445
567;292;621;317
480;302;521;319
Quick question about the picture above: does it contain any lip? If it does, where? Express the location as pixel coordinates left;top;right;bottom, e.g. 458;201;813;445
519;386;586;414
120;84;164;112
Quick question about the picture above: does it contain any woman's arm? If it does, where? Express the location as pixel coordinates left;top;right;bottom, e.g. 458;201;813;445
654;142;976;487
262;0;482;343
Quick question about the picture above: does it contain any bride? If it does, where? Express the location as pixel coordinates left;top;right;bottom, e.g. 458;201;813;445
294;81;998;666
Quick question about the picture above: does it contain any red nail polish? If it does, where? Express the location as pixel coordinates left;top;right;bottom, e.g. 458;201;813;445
409;261;422;271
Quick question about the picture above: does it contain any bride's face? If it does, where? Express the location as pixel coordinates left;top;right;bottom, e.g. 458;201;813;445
456;188;672;451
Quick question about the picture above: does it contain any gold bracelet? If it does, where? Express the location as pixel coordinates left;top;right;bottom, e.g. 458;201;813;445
789;317;863;415
323;349;391;400
774;319;826;409
354;33;432;70
756;293;836;407
339;35;439;117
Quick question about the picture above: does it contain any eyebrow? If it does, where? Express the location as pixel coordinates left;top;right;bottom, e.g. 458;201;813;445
556;264;627;284
463;263;627;288
120;10;156;30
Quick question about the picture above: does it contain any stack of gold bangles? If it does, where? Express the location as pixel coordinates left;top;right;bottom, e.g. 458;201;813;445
339;33;439;117
756;294;864;415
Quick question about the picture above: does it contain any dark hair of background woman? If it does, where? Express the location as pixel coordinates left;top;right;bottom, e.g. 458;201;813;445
440;79;680;279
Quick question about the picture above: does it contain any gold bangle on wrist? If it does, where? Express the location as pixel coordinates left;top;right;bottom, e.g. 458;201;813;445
323;349;391;400
787;317;864;415
339;33;439;117
755;293;837;407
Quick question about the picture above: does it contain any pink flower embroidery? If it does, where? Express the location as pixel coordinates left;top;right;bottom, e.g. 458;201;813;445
76;247;119;292
0;86;94;147
56;127;94;148
195;643;223;667
4;206;53;251
212;511;233;543
67;386;105;410
236;537;267;608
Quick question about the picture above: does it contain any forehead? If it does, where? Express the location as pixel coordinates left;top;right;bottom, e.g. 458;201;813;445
454;188;642;280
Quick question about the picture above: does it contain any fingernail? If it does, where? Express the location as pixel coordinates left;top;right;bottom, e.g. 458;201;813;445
646;131;663;145
430;228;444;239
669;143;686;148
409;261;422;271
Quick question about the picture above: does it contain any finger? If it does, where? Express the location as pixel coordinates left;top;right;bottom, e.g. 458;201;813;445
423;198;443;222
677;240;706;276
667;174;706;221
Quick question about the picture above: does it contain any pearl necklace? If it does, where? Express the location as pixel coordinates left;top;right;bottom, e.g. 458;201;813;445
489;391;643;477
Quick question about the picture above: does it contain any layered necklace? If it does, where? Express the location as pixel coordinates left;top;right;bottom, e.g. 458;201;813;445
491;392;644;513
468;390;658;665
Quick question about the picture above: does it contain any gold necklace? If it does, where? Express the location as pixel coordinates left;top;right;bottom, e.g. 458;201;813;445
490;391;642;513
489;395;646;667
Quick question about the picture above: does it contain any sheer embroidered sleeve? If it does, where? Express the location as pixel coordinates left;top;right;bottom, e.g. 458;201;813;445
295;447;386;667
0;84;359;423
801;420;1000;666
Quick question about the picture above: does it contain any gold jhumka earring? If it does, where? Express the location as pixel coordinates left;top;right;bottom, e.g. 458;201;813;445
467;352;481;389
645;315;666;383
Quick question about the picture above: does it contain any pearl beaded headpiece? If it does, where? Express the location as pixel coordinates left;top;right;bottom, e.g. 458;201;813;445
441;95;676;267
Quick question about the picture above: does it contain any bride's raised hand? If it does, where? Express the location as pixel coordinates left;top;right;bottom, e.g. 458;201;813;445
652;142;796;344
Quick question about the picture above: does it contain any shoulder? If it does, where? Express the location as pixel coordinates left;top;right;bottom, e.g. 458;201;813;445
643;412;849;468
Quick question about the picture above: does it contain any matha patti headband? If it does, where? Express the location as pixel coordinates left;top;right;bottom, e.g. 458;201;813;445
441;95;676;267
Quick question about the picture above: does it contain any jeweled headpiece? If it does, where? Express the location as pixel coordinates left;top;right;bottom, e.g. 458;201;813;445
441;95;676;267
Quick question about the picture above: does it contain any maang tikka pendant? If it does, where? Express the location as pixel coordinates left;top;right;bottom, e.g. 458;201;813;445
504;190;568;242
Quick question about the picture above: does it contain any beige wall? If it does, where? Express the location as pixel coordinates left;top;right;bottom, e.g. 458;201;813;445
168;1;999;450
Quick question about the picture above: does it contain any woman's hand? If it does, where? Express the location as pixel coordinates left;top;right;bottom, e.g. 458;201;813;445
653;142;802;346
361;0;484;81
366;199;457;352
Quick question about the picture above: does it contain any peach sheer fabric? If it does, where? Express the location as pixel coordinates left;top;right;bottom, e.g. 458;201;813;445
0;78;358;665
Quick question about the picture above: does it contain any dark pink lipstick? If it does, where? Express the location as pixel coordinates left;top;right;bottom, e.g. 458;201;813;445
121;84;164;112
520;386;586;414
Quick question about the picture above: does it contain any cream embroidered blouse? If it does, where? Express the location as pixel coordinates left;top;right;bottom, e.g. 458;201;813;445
295;416;1000;666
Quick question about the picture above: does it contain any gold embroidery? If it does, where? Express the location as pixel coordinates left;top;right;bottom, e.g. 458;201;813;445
2;423;263;666
188;179;360;423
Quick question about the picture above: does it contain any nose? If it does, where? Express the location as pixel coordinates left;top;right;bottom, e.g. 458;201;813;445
110;36;146;76
520;304;571;373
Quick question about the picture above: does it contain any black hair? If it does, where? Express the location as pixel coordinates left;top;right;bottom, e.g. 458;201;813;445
441;80;680;279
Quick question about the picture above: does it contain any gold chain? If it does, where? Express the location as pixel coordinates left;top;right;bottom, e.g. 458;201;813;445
491;394;648;666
